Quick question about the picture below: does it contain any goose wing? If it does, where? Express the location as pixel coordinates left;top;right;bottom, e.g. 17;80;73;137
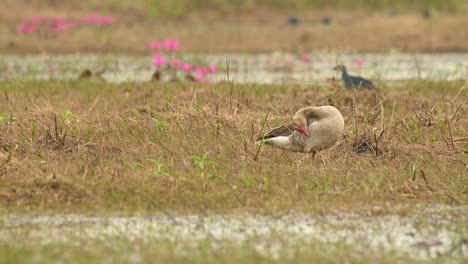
257;125;292;141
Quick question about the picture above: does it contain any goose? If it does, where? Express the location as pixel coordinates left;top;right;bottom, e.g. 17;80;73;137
334;64;375;89
257;106;344;160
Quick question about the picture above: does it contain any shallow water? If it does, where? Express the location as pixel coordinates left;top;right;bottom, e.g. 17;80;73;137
0;52;466;84
1;205;467;261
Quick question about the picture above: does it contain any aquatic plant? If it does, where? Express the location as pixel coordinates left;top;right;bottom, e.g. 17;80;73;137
353;58;365;67
17;13;113;34
149;39;218;82
301;53;311;62
153;53;166;67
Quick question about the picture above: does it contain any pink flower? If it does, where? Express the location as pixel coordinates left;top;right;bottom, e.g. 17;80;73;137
150;41;162;49
353;58;365;67
98;15;113;25
54;23;70;31
172;59;181;69
208;65;217;73
153;53;165;67
81;13;112;25
82;13;100;24
30;16;44;25
182;63;192;72
301;53;311;62
17;24;36;34
194;74;207;83
195;67;209;75
164;39;180;50
50;16;66;27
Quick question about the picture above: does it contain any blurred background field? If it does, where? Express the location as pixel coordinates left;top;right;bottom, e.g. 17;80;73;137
5;0;467;17
1;0;467;53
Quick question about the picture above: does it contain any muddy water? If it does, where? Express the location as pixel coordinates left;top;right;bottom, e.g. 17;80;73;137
1;205;466;261
0;52;466;84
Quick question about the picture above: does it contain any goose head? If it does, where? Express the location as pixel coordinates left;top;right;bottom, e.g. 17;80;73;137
290;106;344;137
289;116;310;136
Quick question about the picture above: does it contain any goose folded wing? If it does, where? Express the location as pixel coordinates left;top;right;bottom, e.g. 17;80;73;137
257;125;292;141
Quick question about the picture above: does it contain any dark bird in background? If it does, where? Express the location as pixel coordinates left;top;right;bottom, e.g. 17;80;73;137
186;74;196;82
78;68;105;80
422;8;434;19
288;15;299;26
152;70;161;81
78;69;92;79
320;16;332;25
333;64;376;89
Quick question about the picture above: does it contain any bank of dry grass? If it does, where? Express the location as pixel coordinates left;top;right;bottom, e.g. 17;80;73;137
0;80;466;214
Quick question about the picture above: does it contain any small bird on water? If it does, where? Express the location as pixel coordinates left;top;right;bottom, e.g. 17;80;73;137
334;64;375;89
256;106;344;160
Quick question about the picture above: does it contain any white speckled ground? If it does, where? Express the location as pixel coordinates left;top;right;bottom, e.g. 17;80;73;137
1;205;466;261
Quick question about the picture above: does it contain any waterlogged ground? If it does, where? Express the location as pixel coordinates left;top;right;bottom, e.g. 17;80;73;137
1;206;467;263
0;52;466;84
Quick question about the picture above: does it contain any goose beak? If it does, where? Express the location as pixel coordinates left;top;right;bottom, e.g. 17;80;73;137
297;127;310;136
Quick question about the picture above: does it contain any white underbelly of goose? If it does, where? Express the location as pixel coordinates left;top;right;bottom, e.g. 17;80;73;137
260;136;306;152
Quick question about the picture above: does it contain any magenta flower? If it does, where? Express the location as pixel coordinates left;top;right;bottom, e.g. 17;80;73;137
81;13;112;25
150;41;162;49
172;59;181;69
208;65;217;73
353;58;365;67
194;74;207;83
195;67;209;75
17;24;36;34
301;53;311;62
82;13;100;24
50;16;66;27
53;23;71;31
164;39;180;50
153;53;165;67
30;16;44;25
98;15;113;25
182;63;192;72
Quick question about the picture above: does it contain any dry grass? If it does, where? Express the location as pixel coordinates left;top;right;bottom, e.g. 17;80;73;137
1;1;468;53
0;79;467;214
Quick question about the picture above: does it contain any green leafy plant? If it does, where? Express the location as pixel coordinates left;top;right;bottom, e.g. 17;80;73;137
153;114;168;132
0;113;17;124
30;117;37;142
61;110;79;125
192;152;218;179
147;156;169;176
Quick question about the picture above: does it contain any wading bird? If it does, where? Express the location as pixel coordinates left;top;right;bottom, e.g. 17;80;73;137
334;64;375;89
257;106;344;160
